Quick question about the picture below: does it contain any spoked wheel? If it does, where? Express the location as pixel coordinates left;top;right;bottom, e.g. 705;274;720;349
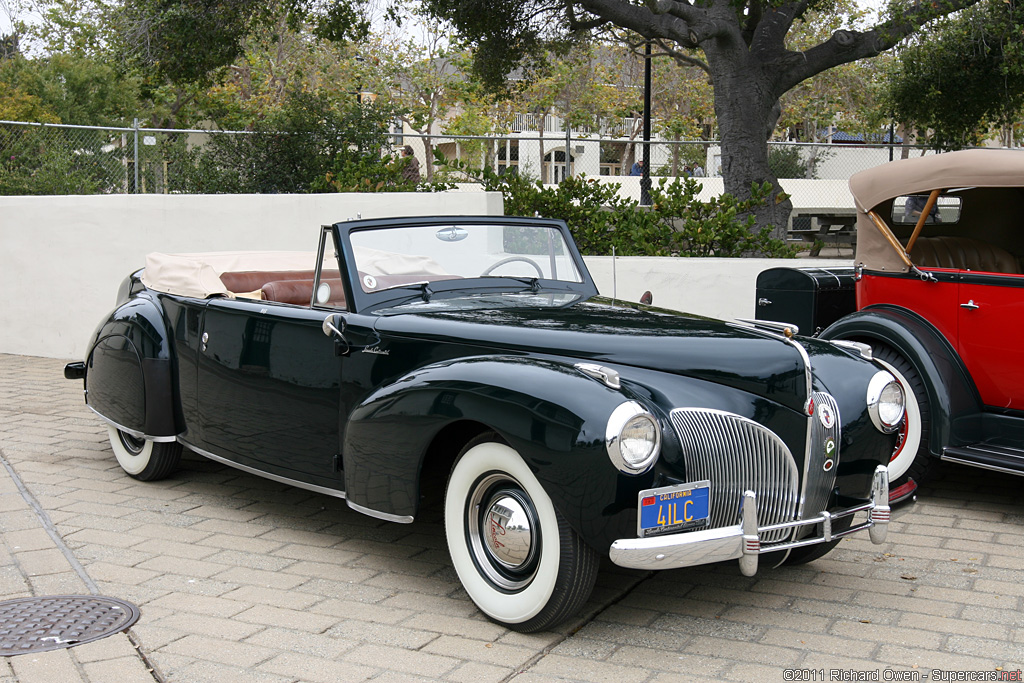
444;435;598;632
107;426;182;481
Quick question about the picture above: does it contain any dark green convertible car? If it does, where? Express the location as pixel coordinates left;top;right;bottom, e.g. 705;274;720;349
65;216;902;631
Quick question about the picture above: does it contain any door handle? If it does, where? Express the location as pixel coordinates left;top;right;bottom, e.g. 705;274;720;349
960;300;980;310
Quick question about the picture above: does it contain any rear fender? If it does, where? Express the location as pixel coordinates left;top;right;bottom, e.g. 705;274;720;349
821;305;983;453
84;291;181;438
341;356;637;525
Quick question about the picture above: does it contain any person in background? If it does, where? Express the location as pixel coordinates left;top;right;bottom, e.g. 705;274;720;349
629;159;645;176
904;194;940;223
401;145;421;183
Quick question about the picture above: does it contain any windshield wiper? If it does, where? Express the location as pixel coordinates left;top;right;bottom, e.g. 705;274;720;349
479;276;542;293
376;280;433;302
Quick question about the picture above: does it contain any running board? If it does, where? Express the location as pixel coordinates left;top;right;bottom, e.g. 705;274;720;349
942;444;1024;476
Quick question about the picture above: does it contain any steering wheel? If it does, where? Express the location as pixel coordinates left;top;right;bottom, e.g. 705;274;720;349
481;256;544;278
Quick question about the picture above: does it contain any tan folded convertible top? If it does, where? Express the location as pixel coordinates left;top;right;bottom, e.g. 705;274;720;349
141;248;450;299
141;251;318;298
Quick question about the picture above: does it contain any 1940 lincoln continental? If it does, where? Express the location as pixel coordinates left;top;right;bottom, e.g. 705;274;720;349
66;215;902;631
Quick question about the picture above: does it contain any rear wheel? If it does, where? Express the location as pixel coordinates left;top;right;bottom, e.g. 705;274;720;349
871;344;935;487
444;435;598;632
107;426;181;481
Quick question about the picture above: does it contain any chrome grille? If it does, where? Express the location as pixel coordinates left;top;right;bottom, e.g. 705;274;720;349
802;392;841;520
670;408;799;544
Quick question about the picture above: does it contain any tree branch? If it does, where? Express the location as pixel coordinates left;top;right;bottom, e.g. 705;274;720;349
576;0;717;47
750;0;809;54
774;0;985;93
654;38;711;76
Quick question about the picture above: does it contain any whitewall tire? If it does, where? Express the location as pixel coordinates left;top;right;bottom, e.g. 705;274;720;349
107;426;181;481
871;345;934;485
444;436;598;632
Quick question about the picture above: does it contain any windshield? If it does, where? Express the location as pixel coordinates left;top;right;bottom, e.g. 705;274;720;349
349;223;584;293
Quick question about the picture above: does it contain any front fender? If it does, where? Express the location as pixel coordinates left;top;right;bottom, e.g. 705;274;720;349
821;305;983;452
341;356;635;527
84;289;181;438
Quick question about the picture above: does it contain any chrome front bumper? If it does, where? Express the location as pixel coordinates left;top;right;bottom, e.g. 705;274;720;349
609;465;890;576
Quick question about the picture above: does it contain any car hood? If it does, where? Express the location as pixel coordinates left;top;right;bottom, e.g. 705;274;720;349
374;297;809;412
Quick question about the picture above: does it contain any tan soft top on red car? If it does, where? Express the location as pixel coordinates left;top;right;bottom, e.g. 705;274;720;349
849;149;1024;274
849;149;1024;213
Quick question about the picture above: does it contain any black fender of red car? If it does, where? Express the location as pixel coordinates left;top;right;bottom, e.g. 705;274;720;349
340;355;648;531
82;290;183;439
820;304;983;453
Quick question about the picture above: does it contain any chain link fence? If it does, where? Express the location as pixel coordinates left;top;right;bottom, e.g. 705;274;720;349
1;118;933;203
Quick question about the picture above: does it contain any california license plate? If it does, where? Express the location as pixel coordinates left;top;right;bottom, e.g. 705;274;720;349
638;481;711;538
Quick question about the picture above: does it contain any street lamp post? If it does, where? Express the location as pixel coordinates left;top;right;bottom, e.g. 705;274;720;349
640;40;652;206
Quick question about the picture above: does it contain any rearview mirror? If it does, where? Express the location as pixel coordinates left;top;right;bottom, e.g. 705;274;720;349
322;314;346;338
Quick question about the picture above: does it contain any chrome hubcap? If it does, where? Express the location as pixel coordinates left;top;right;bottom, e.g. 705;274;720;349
483;494;534;570
467;474;540;591
118;431;146;455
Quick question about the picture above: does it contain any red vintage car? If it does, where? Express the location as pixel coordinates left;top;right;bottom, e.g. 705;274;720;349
759;149;1024;500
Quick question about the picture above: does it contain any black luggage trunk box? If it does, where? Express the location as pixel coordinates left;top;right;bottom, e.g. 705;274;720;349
755;267;856;336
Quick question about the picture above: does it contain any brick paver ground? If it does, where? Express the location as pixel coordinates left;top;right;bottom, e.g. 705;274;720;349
1;352;1022;682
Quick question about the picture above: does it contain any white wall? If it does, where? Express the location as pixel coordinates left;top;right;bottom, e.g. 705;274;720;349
1;192;502;360
590;176;854;213
0;192;849;361
584;256;850;322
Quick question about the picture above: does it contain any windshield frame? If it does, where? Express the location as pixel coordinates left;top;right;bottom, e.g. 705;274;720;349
331;216;598;314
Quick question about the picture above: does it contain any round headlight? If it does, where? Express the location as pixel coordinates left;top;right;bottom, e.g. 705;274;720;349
867;371;905;433
606;402;661;473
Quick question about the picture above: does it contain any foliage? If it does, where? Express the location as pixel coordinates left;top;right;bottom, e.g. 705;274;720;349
884;0;1024;149
437;151;794;257
768;145;816;180
0;125;124;195
776;1;890;141
420;0;989;234
20;0;116;57
165;91;406;194
0;54;140;125
116;0;371;85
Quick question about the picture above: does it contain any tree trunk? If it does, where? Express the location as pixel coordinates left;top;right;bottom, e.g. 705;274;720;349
707;53;792;242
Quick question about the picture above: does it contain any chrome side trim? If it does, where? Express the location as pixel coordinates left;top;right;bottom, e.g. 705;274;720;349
610;466;890;573
800;392;841;521
669;408;799;544
940;452;1024;477
830;339;873;361
89;406;179;443
734;318;800;337
345;500;415;524
177;438;349;502
783;335;816;519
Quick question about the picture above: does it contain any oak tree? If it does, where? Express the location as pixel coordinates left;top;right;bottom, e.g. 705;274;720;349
421;0;990;235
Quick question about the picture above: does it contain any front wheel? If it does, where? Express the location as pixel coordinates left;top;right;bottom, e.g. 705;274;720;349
107;426;181;481
444;436;598;632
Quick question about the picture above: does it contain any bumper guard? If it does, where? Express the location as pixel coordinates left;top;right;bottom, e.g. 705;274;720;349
609;465;890;576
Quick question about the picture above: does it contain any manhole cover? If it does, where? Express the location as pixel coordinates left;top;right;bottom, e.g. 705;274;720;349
0;595;140;656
